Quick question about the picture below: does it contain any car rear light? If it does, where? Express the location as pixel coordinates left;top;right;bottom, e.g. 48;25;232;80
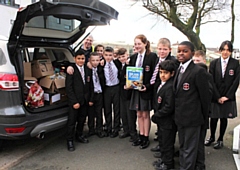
5;127;26;134
0;73;19;90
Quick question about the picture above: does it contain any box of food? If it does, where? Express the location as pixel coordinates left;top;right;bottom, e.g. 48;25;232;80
126;66;143;90
39;74;65;93
31;59;54;78
44;93;61;105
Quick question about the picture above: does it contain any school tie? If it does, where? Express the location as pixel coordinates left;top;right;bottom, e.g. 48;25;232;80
150;59;161;85
108;62;114;82
137;54;143;67
93;68;98;83
157;84;163;93
222;60;227;77
80;67;85;84
176;66;184;88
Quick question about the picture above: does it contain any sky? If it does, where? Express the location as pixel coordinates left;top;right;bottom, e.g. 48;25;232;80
90;0;240;49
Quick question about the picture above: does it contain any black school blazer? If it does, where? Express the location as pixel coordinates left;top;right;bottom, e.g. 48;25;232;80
66;64;94;106
209;57;240;102
152;79;175;129
173;61;210;127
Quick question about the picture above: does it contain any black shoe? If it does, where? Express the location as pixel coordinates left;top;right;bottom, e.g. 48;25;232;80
151;145;161;152
139;140;150;149
153;152;162;158
67;140;75;151
129;135;138;142
132;139;142;146
152;158;163;167
155;163;170;170
76;135;89;143
154;136;158;141
110;131;119;138
96;131;105;138
87;131;95;137
213;141;223;149
204;137;215;146
119;132;130;139
104;130;111;137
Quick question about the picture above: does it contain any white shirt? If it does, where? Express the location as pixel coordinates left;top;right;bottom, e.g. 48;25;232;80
104;61;119;86
179;59;192;73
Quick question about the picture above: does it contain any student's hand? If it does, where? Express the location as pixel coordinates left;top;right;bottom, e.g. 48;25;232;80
100;59;105;66
220;96;229;103
89;102;94;106
73;103;80;109
67;66;74;75
87;62;93;69
139;85;146;92
218;98;223;104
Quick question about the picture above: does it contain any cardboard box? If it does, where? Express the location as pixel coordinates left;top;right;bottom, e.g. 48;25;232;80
23;62;37;81
39;76;65;93
31;59;54;78
126;66;143;90
44;93;61;105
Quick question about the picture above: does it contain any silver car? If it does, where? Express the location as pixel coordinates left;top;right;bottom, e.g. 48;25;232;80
0;0;118;146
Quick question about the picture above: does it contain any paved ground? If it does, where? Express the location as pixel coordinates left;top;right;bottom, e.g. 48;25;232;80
1;87;240;170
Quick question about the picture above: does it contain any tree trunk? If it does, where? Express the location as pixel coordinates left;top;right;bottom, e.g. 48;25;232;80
231;0;235;44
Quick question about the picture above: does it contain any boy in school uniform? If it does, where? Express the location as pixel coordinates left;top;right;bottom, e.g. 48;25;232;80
87;52;106;138
173;41;210;170
151;60;176;170
150;38;179;154
103;46;122;138
117;48;138;140
65;49;94;151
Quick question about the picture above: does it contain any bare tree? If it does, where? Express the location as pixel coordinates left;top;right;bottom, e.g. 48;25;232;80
136;0;231;51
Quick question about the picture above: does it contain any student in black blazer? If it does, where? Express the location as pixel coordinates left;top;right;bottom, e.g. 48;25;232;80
205;40;240;149
149;38;179;150
151;60;176;170
102;46;122;138
87;52;106;138
173;41;210;170
117;48;138;141
65;49;94;151
127;34;158;149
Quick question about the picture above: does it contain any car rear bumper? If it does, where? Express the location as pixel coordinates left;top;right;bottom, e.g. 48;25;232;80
0;106;68;140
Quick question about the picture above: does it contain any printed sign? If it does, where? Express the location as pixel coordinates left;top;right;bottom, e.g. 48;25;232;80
126;66;143;90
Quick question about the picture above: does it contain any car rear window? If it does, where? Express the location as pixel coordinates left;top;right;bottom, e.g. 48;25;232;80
0;48;7;66
26;16;81;32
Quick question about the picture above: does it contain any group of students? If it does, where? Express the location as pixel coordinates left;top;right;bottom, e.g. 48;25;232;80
65;34;240;170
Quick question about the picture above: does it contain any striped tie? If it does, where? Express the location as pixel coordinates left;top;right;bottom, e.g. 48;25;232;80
80;67;85;84
222;60;227;77
108;62;114;82
93;68;98;83
137;54;143;67
150;59;161;84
